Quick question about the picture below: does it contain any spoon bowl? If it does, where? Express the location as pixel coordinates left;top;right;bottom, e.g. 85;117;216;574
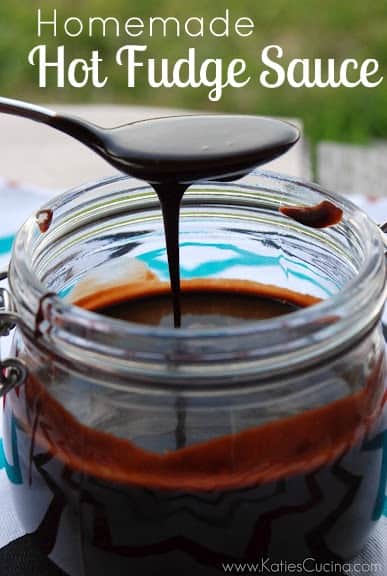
0;96;301;328
0;97;299;184
100;114;300;183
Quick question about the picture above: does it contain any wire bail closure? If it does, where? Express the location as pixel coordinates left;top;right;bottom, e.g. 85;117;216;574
380;222;387;256
0;271;28;395
0;358;28;397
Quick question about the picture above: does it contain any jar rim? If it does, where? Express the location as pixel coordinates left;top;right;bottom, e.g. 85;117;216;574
8;170;387;385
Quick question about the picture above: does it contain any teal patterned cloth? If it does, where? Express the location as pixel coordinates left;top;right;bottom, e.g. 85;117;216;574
1;180;387;575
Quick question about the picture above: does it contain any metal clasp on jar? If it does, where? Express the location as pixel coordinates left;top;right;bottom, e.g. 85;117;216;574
379;222;387;256
0;270;28;396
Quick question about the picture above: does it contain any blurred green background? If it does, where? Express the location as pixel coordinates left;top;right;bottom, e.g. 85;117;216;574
0;0;386;144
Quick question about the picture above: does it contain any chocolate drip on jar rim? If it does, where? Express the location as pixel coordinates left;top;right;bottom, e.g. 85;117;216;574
35;209;53;234
280;200;343;229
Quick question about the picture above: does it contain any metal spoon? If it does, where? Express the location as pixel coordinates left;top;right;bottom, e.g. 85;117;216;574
0;97;300;184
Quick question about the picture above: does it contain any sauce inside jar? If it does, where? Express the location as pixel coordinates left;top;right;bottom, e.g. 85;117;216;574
4;279;386;575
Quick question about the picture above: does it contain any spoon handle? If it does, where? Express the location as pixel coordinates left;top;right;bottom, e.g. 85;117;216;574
0;96;105;158
0;96;56;125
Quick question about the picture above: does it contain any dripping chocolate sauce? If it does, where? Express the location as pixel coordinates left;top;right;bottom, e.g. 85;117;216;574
153;182;187;328
32;119;343;457
33;116;343;329
94;115;300;328
155;192;343;328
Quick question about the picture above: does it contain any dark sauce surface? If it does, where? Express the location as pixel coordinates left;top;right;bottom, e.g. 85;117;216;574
34;116;344;328
98;289;298;329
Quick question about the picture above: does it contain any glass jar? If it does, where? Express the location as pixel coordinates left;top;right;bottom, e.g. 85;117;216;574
1;171;386;576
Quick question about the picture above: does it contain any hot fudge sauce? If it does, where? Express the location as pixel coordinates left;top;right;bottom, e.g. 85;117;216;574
4;279;387;575
107;115;300;327
80;279;314;329
3;116;384;576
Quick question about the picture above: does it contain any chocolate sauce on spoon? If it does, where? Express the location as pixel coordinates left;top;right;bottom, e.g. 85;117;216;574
0;98;300;326
4;103;383;574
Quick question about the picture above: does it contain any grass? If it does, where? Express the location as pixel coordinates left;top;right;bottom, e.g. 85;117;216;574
0;0;386;144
